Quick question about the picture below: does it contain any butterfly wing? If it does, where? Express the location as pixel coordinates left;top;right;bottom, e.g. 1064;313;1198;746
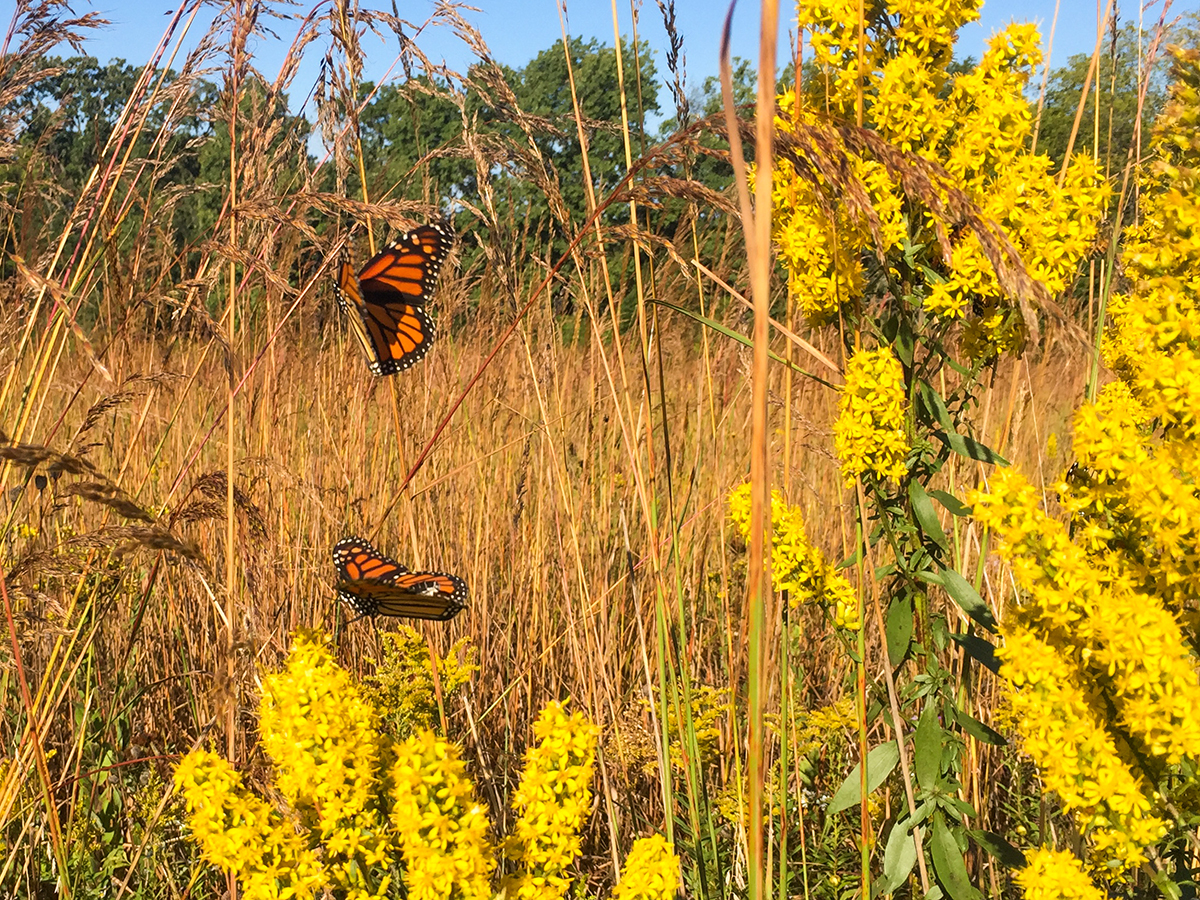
333;536;409;580
335;252;383;371
334;572;468;621
332;536;409;616
358;224;452;299
334;224;452;375
332;536;467;621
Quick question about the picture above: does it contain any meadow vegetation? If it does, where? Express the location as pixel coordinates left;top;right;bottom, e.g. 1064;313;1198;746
2;0;1200;897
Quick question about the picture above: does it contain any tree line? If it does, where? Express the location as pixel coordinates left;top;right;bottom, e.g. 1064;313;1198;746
2;21;1193;327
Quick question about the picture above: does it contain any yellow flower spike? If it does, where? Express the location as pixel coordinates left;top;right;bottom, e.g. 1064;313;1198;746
728;483;861;629
500;701;599;900
779;7;1107;347
970;455;1200;872
614;835;681;900
834;348;911;485
173;750;325;900
258;630;395;897
1016;849;1106;900
390;730;495;900
366;626;477;738
988;623;1164;869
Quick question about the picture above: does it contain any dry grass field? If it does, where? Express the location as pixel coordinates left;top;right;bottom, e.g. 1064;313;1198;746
3;0;1190;896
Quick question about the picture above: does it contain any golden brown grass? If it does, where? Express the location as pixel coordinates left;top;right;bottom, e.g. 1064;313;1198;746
0;0;1109;891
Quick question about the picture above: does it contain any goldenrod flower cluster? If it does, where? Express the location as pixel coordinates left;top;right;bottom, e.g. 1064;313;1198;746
258;630;394;898
663;684;727;767
366;625;476;737
1015;849;1106;900
969;49;1200;889
771;96;906;323
173;750;324;900
176;631;671;899
501;700;600;900
728;482;860;628
794;697;857;756
613;835;681;900
390;730;494;899
834;348;910;486
972;470;1178;868
777;0;1109;354
1102;59;1200;445
617;683;728;775
176;631;489;900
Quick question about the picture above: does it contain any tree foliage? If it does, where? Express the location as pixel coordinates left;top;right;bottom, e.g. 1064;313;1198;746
357;36;659;252
1034;23;1169;170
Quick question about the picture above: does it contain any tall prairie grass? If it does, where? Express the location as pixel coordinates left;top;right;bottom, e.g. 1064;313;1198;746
0;0;1162;895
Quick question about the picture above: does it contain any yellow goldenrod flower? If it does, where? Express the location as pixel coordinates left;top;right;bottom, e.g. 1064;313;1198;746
990;623;1165;868
390;730;495;900
873;51;943;151
771;97;906;325
613;835;680;900
258;630;395;896
728;483;861;628
975;467;1200;756
1016;849;1106;900
968;54;1200;874
834;348;910;485
173;750;325;900
366;625;477;737
778;4;1108;353
501;701;599;900
176;630;686;899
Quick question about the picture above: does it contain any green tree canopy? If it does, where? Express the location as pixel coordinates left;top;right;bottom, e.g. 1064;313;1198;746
1033;21;1181;170
356;75;475;209
356;36;658;250
7;56;154;185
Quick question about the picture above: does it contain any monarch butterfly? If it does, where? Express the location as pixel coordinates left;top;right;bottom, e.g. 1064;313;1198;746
332;536;468;621
334;223;454;375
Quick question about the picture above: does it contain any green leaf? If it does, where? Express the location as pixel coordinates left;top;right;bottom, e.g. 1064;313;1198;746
915;569;943;586
940;568;998;632
909;480;950;553
885;315;915;368
931;812;983;900
956;711;1006;747
955;434;1009;467
969;830;1026;869
886;594;914;666
911;798;936;826
933;429;1010;467
946;796;979;819
919;382;956;433
929;489;972;517
917;384;1009;466
1152;868;1185;900
875;819;918;897
827;741;900;816
950;632;1001;674
914;703;941;792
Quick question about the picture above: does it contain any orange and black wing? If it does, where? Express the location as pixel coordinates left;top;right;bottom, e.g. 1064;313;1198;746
333;536;408;592
332;535;468;621
335;572;468;621
335;252;387;370
358;224;453;300
333;223;453;375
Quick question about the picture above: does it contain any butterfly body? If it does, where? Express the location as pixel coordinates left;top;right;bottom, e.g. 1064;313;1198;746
335;223;453;375
332;536;467;621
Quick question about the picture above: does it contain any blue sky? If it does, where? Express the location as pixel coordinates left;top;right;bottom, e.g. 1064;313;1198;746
45;0;1200;125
